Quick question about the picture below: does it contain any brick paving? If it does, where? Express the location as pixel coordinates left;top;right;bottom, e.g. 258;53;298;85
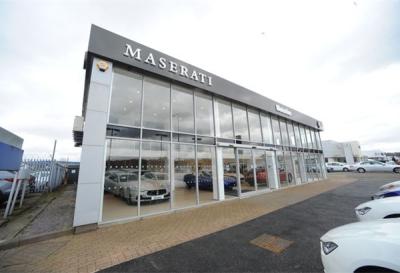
0;175;356;273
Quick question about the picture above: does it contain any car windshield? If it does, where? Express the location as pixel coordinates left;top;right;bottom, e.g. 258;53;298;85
119;173;138;182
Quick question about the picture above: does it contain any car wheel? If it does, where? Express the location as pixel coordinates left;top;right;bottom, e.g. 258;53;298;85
119;189;125;200
357;168;366;173
393;167;400;174
288;173;293;183
343;168;349;172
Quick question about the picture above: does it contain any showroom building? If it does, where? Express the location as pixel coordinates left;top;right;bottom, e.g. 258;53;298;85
72;25;327;228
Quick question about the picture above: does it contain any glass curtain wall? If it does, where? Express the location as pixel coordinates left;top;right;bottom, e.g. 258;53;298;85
172;144;196;209
232;104;249;142
238;149;255;193
103;66;325;222
216;99;234;140
103;139;139;222
197;145;218;203
261;113;273;144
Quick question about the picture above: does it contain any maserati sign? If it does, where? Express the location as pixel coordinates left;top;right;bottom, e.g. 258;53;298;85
123;44;213;86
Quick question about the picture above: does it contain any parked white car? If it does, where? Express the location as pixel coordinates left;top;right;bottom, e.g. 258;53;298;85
372;185;400;200
379;180;400;191
325;162;350;172
320;219;400;273
355;198;400;221
349;161;400;173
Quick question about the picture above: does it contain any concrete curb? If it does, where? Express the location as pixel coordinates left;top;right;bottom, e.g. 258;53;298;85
0;228;74;251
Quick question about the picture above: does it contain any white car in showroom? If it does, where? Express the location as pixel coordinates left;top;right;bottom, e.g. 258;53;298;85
355;198;400;221
349;161;400;173
325;162;351;172
320;219;400;273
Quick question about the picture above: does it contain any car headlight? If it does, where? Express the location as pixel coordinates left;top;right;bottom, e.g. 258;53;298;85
321;241;338;255
355;207;371;215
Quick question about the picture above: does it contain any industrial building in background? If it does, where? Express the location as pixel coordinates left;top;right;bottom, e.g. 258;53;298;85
322;140;362;164
72;25;327;230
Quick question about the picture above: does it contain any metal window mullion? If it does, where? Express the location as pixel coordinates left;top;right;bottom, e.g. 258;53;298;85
252;149;257;191
137;74;145;216
230;102;236;140
193;90;200;205
245;106;251;141
259;112;264;145
235;148;241;197
169;82;173;210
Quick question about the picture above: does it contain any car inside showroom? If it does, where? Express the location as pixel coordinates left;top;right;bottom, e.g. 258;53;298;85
72;25;327;228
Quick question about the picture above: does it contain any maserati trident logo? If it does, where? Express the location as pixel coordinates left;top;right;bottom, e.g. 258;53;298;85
96;60;109;72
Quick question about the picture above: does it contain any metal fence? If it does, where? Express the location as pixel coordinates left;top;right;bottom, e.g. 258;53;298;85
22;158;68;192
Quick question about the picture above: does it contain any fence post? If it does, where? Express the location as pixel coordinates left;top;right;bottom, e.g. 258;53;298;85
9;178;22;215
3;172;18;219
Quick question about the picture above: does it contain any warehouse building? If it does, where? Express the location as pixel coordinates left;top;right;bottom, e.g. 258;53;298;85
73;25;326;228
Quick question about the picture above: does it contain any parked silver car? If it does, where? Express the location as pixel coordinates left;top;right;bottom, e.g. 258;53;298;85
325;162;350;172
104;170;170;204
349;161;400;173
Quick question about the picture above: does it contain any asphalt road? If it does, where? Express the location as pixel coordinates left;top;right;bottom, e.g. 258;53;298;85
101;173;399;273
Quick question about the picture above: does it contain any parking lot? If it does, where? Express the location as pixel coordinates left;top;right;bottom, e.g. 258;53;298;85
101;172;400;273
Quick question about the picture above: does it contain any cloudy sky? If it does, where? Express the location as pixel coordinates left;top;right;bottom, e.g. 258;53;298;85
1;0;399;161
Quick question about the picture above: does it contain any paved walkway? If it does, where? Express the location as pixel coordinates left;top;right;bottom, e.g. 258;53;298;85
0;175;357;273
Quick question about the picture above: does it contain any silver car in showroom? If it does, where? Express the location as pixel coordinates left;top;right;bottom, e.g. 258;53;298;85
104;170;170;204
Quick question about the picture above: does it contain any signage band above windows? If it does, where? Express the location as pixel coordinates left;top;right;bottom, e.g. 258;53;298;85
275;104;292;116
123;44;213;86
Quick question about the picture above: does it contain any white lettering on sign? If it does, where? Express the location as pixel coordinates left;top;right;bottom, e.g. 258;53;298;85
275;104;292;116
123;43;213;86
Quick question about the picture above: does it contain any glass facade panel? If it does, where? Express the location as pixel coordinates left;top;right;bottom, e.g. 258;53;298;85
253;150;269;190
101;66;325;223
172;144;196;209
239;149;255;193
248;110;262;143
300;126;308;149
261;113;273;144
195;93;214;136
142;76;171;130
197;145;218;203
171;85;194;133
109;69;142;126
280;119;289;146
288;122;296;147
271;116;281;145
232;104;249;141
216;99;234;139
140;141;170;215
103;139;139;222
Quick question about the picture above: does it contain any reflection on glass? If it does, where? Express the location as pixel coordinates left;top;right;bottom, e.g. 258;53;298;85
291;153;301;184
284;151;294;186
216;99;234;139
173;144;196;209
172;85;194;133
197;145;218;203
140;141;170;215
248;109;262;143
142;76;170;130
222;148;238;198
261;113;273;144
280;119;289;146
103;139;139;222
305;153;315;182
109;69;142;126
300;126;308;149
233;104;249;141
293;124;302;148
253;150;269;190
196;93;214;136
271;116;281;145
287;122;296;147
276;151;293;187
306;128;313;149
239;149;255;193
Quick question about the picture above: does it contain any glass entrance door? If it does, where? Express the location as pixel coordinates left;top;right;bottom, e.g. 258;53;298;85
238;148;255;194
222;148;238;198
